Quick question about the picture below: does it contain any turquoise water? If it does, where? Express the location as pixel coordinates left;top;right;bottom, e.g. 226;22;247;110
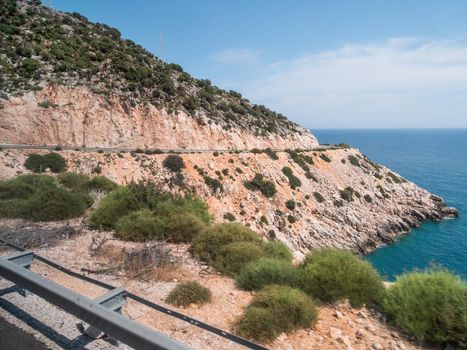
313;129;466;281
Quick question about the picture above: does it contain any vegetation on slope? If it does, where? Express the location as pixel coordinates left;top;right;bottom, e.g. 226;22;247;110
165;281;212;307
0;0;302;136
89;181;210;242
0;173;114;221
383;269;467;348
1;170;465;347
235;285;318;342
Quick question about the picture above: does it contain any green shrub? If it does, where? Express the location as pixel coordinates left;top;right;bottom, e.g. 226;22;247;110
155;199;209;242
156;195;211;226
334;199;343;207
163;155;185;172
285;199;296;210
87;176;117;192
57;172;117;192
313;192;325;203
319;153;331;162
115;209;164;241
340;186;354;202
263;241;293;261
364;194;372;203
244;174;276;198
301;249;384;307
223;212;236;221
214;241;265;276
282;167;301;189
92;165;102;174
235;285;318;341
285;150;310;172
24;152;67;173
306;171;318;182
89;180;210;235
57;172;90;191
264;148;278;160
191;223;261;263
377;185;389;198
382;269;467;348
287;215;296;223
23;186;88;221
236;258;300;291
387;172;402;184
165;281;212;307
348;155;360;167
0;175;89;221
302;154;314;165
113;194;209;242
88;186;140;229
203;175;223;192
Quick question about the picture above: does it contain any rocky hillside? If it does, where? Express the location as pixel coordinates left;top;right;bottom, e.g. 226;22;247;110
0;0;457;253
0;148;457;255
0;0;317;149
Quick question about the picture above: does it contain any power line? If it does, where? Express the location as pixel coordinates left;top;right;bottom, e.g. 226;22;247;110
182;0;273;52
219;0;304;48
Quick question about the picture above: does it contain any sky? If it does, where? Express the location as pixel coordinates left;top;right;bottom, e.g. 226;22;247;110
51;0;467;129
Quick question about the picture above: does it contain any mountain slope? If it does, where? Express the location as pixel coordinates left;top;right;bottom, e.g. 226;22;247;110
0;0;457;254
0;148;458;254
0;0;317;149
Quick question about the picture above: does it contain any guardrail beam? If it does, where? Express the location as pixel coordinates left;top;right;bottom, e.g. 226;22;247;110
5;250;34;296
85;286;127;339
0;256;191;350
6;250;34;268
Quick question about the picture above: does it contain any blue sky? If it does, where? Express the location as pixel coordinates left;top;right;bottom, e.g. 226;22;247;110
51;0;467;129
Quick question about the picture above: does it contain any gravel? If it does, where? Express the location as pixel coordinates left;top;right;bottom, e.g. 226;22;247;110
0;279;130;350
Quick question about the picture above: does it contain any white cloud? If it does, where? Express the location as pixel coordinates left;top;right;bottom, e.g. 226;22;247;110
243;38;467;128
211;48;262;64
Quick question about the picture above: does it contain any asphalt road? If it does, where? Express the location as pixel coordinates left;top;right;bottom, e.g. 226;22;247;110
0;316;50;350
0;143;337;154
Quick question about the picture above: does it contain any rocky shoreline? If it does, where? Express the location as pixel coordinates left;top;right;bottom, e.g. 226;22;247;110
357;195;458;254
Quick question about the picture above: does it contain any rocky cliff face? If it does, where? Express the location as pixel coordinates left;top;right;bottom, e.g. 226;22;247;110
0;1;456;256
0;147;456;255
0;85;318;150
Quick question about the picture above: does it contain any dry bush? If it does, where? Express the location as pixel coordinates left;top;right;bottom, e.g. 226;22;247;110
122;242;181;280
0;222;81;249
87;237;182;281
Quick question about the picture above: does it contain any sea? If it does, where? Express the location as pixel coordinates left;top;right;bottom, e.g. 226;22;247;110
313;129;466;281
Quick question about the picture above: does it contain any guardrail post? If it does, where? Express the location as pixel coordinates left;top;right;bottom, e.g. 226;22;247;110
6;250;34;296
84;287;126;342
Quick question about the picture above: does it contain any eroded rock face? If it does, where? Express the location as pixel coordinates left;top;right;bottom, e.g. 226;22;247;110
0;148;457;256
0;85;318;150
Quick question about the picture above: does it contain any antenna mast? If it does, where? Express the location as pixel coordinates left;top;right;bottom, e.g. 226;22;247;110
159;34;164;62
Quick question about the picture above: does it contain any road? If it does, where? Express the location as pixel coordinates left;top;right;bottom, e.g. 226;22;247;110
0;143;338;154
0;316;50;350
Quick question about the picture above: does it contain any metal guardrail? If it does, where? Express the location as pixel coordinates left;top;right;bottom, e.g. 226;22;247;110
0;239;270;350
0;251;191;350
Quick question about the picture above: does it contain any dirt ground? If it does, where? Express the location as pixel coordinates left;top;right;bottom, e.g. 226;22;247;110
0;224;424;350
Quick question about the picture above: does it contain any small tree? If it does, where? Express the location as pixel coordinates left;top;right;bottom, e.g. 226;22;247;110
163;155;185;172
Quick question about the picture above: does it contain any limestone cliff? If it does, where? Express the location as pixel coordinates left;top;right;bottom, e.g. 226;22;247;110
0;85;318;150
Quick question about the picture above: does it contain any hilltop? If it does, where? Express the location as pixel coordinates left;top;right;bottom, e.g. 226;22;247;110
0;0;316;149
